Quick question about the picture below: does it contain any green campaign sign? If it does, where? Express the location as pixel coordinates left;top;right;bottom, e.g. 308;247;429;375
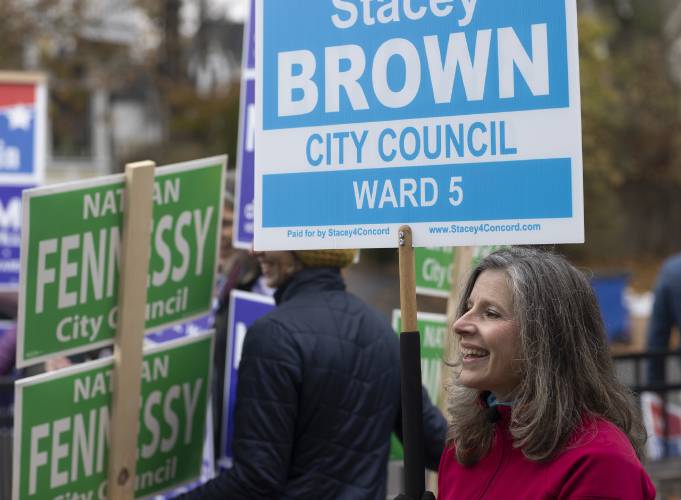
390;311;447;461
12;333;212;500
415;247;455;298
471;245;507;268
415;245;508;298
17;156;226;366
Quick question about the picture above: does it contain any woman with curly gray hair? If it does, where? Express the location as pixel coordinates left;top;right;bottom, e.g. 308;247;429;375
438;247;655;499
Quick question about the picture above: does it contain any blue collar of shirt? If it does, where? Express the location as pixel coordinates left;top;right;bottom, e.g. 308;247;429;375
486;392;515;408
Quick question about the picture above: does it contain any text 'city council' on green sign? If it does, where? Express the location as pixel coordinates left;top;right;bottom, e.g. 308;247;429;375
16;155;226;367
12;333;213;500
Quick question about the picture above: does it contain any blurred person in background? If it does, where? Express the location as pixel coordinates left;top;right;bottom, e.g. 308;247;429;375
180;248;447;499
438;247;654;499
211;171;265;458
646;251;681;386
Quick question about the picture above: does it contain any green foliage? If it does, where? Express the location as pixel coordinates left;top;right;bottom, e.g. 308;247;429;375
118;79;241;169
567;3;681;260
166;80;241;167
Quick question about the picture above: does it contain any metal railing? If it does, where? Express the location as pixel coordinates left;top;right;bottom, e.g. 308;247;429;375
613;351;681;459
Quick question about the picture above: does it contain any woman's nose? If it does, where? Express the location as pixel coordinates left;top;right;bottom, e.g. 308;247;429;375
453;313;475;337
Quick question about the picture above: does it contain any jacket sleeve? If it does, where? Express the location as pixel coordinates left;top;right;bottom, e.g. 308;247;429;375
647;271;673;351
394;386;448;471
558;449;656;499
646;268;674;384
179;317;301;499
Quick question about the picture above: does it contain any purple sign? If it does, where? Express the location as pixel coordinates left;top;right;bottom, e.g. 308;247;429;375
234;79;255;249
246;0;255;71
145;313;214;344
219;289;274;467
0;184;32;289
233;0;256;249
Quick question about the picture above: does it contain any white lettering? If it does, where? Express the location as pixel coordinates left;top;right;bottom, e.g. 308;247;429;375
193;207;213;276
325;45;369;112
182;380;203;444
29;423;49;495
498;24;549;98
37;239;57;314
331;0;358;29
373;38;421;108
424;30;491;103
278;50;318;117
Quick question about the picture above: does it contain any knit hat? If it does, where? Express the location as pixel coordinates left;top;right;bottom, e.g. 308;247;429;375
294;249;357;268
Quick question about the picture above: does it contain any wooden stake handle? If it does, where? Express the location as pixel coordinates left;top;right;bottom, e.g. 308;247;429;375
108;161;155;499
398;225;417;332
397;225;425;499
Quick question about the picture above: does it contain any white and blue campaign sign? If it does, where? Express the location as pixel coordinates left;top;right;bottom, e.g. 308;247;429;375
254;0;583;249
219;289;274;468
145;313;214;345
0;73;47;184
0;184;33;290
233;0;257;249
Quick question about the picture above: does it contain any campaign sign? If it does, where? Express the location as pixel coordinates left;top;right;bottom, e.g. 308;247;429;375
146;313;214;345
0;74;46;184
16;156;226;367
471;244;507;268
12;333;212;500
219;289;274;468
233;0;256;249
641;391;681;460
233;78;256;249
415;247;455;298
144;315;217;498
0;184;33;290
390;310;447;460
254;0;583;250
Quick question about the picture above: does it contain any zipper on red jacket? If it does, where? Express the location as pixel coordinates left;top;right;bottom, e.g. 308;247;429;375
476;423;510;500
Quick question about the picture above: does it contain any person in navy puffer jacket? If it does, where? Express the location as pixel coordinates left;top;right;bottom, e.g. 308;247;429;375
180;249;446;500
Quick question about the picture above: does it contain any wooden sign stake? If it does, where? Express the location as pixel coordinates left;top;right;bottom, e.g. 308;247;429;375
108;161;155;499
398;225;425;499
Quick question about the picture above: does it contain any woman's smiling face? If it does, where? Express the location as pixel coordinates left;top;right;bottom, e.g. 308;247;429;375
453;269;521;400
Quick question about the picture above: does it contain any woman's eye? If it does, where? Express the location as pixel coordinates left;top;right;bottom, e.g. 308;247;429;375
485;309;500;318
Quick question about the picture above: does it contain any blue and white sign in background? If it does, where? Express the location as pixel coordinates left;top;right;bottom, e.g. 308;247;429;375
219;289;274;468
254;0;583;249
0;184;33;290
233;0;257;249
0;73;46;185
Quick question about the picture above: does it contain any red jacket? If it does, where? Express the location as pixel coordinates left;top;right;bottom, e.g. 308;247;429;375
438;406;656;499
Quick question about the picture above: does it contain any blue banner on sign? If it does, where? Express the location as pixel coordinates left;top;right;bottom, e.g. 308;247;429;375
262;0;568;130
0;185;31;288
0;106;35;175
220;290;274;466
262;158;571;227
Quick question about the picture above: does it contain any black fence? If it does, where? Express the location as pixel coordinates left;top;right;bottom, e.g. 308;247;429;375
613;351;681;460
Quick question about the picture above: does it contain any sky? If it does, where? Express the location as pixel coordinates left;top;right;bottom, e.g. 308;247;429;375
181;0;248;37
218;0;248;21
